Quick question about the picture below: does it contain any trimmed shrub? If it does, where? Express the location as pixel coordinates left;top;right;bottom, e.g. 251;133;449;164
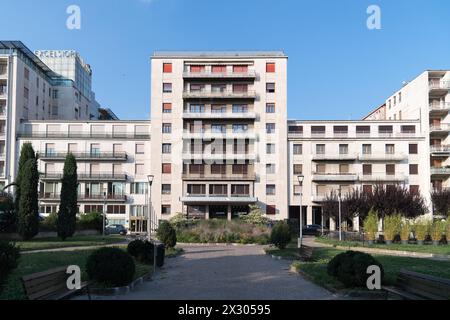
156;244;165;267
77;212;103;232
269;221;292;249
40;212;58;232
383;215;402;242
86;247;135;287
0;241;20;292
140;241;155;264
127;239;145;258
400;220;412;242
157;221;177;248
363;209;379;241
327;250;384;288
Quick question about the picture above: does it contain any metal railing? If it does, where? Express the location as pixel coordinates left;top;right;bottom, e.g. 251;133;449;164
182;89;257;99
430;102;450;111
41;172;127;180
18;132;150;139
312;173;358;181
39;193;127;201
38;152;128;160
182;172;256;180
430;145;450;153
358;173;407;181
182;112;256;119
430;167;450;175
429;81;450;90
183;70;256;78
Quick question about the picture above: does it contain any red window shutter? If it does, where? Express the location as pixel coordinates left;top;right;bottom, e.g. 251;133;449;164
162;163;171;174
266;63;275;73
163;103;172;111
233;65;248;73
266;205;276;215
212;65;226;73
163;63;172;73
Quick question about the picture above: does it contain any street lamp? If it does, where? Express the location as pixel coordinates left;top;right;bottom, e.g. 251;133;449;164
147;175;155;274
102;192;106;237
297;174;304;248
338;186;342;241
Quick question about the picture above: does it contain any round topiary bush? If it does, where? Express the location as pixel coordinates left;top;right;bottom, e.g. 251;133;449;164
127;239;145;258
86;247;135;287
327;250;384;288
269;221;292;249
140;241;155;264
157;221;177;248
0;241;20;290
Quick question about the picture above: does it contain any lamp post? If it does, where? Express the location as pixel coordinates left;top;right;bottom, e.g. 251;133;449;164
102;192;106;237
147;175;155;274
338;186;342;241
297;174;304;249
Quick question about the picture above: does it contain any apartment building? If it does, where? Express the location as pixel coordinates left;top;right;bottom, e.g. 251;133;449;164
150;52;289;220
287;120;428;230
17;120;151;232
365;70;450;192
0;41;103;190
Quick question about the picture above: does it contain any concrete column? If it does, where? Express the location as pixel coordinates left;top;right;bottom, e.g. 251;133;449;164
227;205;232;221
353;216;360;232
205;205;210;220
330;218;336;231
306;206;313;225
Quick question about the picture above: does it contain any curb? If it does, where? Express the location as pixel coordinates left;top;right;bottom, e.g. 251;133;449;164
89;273;152;296
178;242;259;247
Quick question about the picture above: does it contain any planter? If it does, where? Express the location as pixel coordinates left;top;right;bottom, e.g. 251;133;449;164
417;240;424;245
385;240;392;245
401;240;408;245
432;240;440;246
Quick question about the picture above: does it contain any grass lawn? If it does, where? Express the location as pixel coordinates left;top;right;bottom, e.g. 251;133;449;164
264;241;300;259
316;237;450;255
13;235;126;252
166;247;184;258
291;247;450;293
0;246;166;300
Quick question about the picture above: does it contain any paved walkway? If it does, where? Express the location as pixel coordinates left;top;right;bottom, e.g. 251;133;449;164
77;244;335;300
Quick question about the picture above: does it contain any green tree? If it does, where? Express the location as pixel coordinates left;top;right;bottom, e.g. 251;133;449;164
14;143;36;226
17;158;39;240
57;153;78;240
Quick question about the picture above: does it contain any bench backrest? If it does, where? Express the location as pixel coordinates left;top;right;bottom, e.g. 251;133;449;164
398;269;450;300
22;266;69;300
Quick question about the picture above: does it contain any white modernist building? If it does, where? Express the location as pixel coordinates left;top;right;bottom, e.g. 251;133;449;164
7;42;440;232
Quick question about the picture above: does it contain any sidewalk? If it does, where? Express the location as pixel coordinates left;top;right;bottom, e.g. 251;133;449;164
304;237;450;261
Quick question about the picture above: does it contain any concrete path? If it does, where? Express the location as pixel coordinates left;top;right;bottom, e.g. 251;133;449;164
77;244;335;300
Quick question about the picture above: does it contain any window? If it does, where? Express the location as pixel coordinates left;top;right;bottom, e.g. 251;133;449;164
266;83;275;93
316;163;326;173
90;144;100;155
356;126;371;136
84;205;103;214
386;164;395;175
339;144;349;155
45;143;56;156
410;185;419;195
293;164;303;174
266;123;275;134
162;143;171;154
385;144;395;154
162;103;172;113
232;164;248;174
24;67;29;80
294;185;302;195
107;205;126;214
266;164;276;174
135;163;145;175
316;144;325;154
131;182;147;194
233;124;248;133
163;83;172;93
289;126;303;134
161;205;171;215
189;164;205;174
266;143;275;154
212;124;226;133
233;84;247;92
293;144;302;155
266;184;276;195
266;103;275;113
162;123;172;133
231;184;250;196
212;65;226;73
24;87;29;99
363;164;372;175
233;65;248;73
212;105;226;113
362;144;372;155
162;184;171;195
399;92;402;103
136;143;145;154
266;62;275;73
211;164;227;174
266;205;276;215
334;126;348;136
311;126;325;136
409;164;418;175
162;163;172;174
210;184;227;196
190;65;205;73
339;164;349;174
409;144;418;154
363;185;373;194
163;63;172;73
232;104;248;113
190;104;205;113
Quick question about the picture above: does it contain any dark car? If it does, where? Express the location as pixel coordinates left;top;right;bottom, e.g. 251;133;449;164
105;224;127;235
302;224;329;236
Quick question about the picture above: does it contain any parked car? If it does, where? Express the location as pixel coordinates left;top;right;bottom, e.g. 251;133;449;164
105;224;127;235
302;224;329;236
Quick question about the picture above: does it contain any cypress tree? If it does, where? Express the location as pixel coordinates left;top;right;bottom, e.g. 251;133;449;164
15;143;36;211
17;158;40;240
57;153;78;240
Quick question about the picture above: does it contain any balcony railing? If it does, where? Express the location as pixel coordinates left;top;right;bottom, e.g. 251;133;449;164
18;132;150;140
182;90;257;99
183;131;256;140
311;194;326;202
38;152;128;161
183;70;256;79
431;167;450;175
0;86;7;97
430;102;450;112
0;66;7;76
182;172;256;181
358;153;407;162
430;145;450;154
41;172;127;181
182;112;256;119
39;193;127;201
429;81;450;90
312;153;357;161
358;173;407;182
312;173;358;182
181;195;257;203
182;153;256;161
430;124;450;132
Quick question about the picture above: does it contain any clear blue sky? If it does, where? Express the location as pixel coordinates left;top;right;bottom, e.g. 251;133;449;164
1;0;450;120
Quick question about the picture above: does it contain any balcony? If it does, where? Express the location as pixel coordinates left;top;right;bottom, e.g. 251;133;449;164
358;173;407;182
182;152;256;162
41;172;127;181
430;145;450;155
182;90;257;100
180;194;258;204
430;102;450;114
183;131;256;140
182;172;257;181
429;81;450;94
312;173;358;182
312;153;357;161
182;112;256;120
0;108;6;117
18;132;150;140
39;193;127;202
0;86;6;98
311;194;326;202
38;152;128;161
430;124;450;134
358;153;407;162
431;167;450;176
183;70;256;79
0;65;7;78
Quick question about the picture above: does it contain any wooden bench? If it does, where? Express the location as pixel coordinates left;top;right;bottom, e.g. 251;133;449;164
22;266;91;300
298;245;314;261
383;269;450;300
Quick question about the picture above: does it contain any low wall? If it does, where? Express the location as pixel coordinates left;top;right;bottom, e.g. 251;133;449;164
0;229;99;240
